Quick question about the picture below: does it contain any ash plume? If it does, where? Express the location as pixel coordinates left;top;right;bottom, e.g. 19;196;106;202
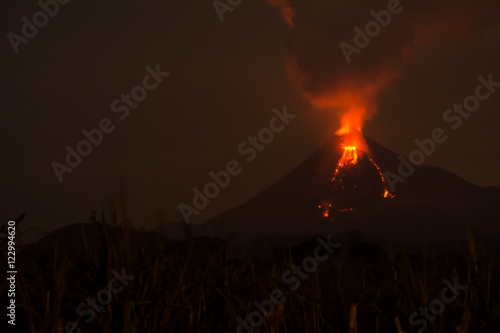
268;0;499;131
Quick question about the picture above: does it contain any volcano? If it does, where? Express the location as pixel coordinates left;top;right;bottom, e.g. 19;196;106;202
194;136;500;246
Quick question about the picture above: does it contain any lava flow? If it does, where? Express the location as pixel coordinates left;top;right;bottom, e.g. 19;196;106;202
319;122;394;219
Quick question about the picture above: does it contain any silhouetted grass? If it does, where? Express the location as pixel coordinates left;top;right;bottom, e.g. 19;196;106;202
3;208;499;333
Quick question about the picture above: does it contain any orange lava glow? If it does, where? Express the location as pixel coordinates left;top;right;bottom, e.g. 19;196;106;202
334;104;369;153
319;137;395;219
329;144;358;183
338;146;358;167
331;143;395;197
319;203;331;218
369;157;395;199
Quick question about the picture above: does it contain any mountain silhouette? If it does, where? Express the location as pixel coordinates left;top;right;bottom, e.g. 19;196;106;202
38;136;500;252
197;135;500;246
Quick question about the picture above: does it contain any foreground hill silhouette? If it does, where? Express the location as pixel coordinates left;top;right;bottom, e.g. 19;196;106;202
7;205;500;332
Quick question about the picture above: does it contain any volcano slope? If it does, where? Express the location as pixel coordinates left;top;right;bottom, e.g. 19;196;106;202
200;136;500;246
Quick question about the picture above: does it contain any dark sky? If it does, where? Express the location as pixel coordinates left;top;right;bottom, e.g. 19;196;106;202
1;0;499;242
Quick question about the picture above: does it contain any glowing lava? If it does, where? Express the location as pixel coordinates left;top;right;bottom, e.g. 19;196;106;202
369;156;394;199
337;145;358;168
320;137;394;219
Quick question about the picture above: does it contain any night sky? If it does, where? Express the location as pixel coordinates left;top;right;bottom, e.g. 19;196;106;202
2;0;500;242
